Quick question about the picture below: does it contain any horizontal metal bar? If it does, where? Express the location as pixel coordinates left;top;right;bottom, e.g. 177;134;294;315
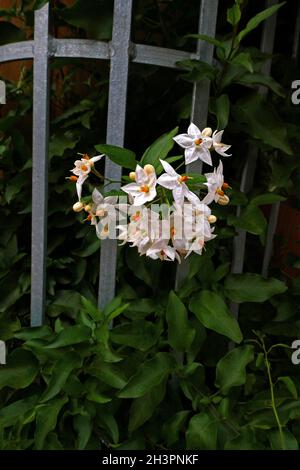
0;41;34;63
51;38;110;60
133;44;190;68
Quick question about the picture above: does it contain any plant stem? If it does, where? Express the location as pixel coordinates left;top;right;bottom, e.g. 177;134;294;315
262;340;286;450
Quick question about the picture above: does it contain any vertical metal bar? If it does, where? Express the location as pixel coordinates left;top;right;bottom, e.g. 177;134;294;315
30;3;51;327
98;0;133;309
292;0;300;61
231;0;279;312
261;0;299;278
176;0;219;287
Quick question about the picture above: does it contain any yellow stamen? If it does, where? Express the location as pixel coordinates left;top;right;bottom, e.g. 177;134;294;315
179;175;189;183
81;164;88;172
140;185;150;193
194;138;202;146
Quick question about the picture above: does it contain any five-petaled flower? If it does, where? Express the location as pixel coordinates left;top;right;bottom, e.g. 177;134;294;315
121;164;157;206
212;130;231;157
71;153;104;200
202;161;230;205
157;159;200;206
173;123;213;166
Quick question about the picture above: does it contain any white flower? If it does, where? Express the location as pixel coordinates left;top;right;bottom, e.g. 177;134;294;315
71;154;104;200
157;159;200;206
212;130;231;157
202;161;230;205
121;164;157;206
173;123;213;166
146;239;181;262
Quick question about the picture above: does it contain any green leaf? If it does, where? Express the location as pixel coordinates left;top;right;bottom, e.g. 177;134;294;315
227;4;241;25
237;2;285;43
35;397;68;450
179;60;217;83
186;34;225;50
49;131;79;158
58;0;113;40
128;379;166;432
41;352;82;402
236;72;285;97
166;291;195;353
88;362;127;389
94;144;136;170
118;353;173;398
215;346;254;393
162;411;190;447
268;429;298;450
44;325;91;348
0;396;38;428
74;413;92;450
231;52;254;73
140;127;178;169
111;320;160;351
225;427;260;450
250;193;286;206
189;290;243;343
209;94;230;129
230;204;267;235
278;377;298;399
0;349;39;389
224;273;287;303
234;94;292;154
186;413;218;450
80;296;103;322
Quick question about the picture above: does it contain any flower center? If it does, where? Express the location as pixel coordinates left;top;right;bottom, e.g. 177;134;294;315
81;164;88;172
194;138;202;146
216;188;225;196
179;175;189;183
140;185;150;193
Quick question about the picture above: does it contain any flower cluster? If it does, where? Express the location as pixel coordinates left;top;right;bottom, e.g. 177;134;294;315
69;123;232;262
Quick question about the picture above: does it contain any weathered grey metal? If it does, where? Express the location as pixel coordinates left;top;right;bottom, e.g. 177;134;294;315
231;0;279;314
30;3;51;327
133;44;190;68
52;38;110;60
292;0;300;60
98;0;133;309
0;41;34;63
190;0;219;176
261;201;280;278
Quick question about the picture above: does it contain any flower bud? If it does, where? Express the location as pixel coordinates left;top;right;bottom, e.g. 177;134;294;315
202;127;212;137
73;202;84;212
217;195;230;206
144;164;155;175
208;215;217;223
129;171;136;181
